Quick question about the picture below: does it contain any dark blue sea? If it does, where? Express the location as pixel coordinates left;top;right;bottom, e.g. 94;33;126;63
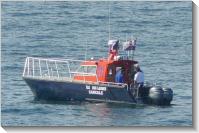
1;1;192;126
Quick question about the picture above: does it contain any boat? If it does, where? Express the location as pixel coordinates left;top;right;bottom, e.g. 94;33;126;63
22;38;173;105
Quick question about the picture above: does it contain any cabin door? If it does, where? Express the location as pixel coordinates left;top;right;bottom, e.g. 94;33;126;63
107;65;116;82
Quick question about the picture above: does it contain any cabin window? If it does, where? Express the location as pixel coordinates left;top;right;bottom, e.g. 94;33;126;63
79;65;97;74
108;68;113;76
108;65;115;77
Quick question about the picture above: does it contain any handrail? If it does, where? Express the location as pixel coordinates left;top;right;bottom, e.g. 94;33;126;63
70;71;97;75
23;57;98;81
23;57;27;76
22;57;129;89
99;81;128;88
26;56;93;63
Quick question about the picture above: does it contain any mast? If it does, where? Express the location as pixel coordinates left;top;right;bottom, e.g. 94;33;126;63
84;40;87;61
107;2;111;58
108;2;111;40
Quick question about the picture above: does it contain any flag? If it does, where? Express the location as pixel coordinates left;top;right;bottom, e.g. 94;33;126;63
123;39;136;51
108;40;119;51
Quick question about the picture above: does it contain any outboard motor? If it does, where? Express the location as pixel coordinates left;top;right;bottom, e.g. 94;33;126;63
162;88;173;105
149;86;164;105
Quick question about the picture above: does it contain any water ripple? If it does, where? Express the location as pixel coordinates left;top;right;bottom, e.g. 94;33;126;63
1;1;192;126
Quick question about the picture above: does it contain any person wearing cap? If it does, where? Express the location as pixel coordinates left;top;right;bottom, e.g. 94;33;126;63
134;64;144;88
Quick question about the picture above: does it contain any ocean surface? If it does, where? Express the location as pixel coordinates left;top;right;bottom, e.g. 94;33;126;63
1;1;192;126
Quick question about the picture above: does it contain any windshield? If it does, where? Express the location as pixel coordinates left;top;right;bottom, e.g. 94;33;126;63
78;65;97;74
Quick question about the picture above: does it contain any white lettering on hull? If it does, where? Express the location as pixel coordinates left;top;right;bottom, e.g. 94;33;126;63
86;85;90;90
86;85;106;95
89;90;103;95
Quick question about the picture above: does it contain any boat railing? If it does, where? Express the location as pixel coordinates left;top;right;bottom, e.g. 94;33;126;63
23;57;128;88
22;57;96;81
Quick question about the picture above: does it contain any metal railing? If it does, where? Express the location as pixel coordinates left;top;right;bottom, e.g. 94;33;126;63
22;57;128;88
23;57;96;81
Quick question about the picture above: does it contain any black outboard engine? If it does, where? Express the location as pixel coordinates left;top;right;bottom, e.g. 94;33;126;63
149;86;164;105
162;88;173;105
148;86;173;105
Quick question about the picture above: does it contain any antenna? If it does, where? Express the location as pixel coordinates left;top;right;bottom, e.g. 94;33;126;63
108;2;111;40
131;35;133;59
84;40;87;61
107;2;111;58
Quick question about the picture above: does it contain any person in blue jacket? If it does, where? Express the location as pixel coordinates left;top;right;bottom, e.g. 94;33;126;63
115;67;125;83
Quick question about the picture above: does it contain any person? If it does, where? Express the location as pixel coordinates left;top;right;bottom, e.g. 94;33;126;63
134;64;144;97
108;49;118;61
115;67;125;83
108;40;119;61
134;64;144;87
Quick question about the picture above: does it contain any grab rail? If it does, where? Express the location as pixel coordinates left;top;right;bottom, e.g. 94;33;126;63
23;57;96;79
22;57;128;88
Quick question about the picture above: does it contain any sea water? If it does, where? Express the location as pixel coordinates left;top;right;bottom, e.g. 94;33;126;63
1;1;192;126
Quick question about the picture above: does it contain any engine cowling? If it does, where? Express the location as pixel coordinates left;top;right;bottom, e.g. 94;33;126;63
149;86;164;105
162;88;173;105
